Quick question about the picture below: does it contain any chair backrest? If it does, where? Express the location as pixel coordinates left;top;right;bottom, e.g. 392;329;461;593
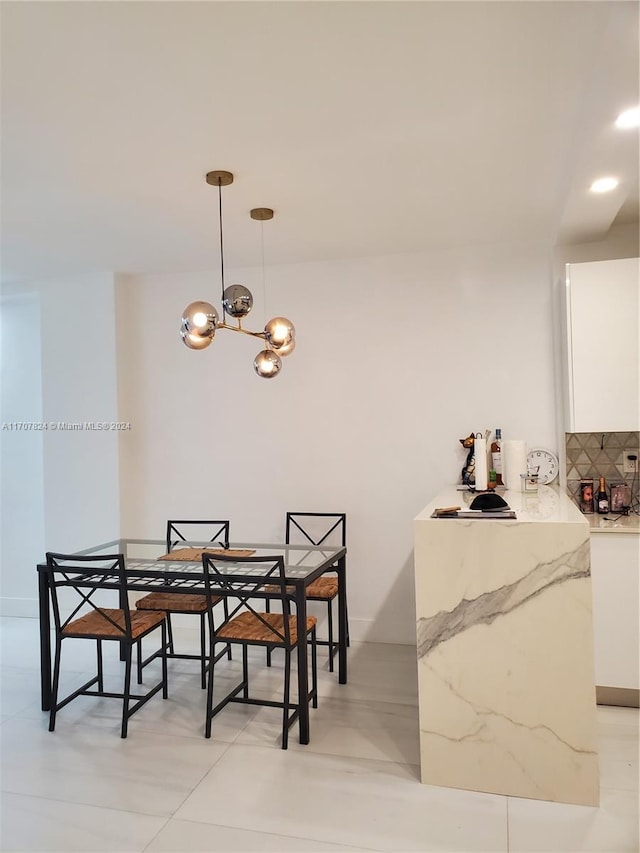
285;512;346;548
201;553;293;646
45;552;132;638
166;519;230;553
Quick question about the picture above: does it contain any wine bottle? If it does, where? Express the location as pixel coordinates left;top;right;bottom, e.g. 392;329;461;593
596;477;609;514
491;429;503;485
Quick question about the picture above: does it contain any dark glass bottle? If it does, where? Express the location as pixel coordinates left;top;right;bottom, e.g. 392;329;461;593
491;429;503;485
596;477;609;514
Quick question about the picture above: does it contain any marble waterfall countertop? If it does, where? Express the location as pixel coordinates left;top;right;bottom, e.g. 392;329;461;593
413;485;599;806
415;484;640;532
415;484;586;525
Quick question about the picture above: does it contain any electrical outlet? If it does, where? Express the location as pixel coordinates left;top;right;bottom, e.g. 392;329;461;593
623;450;639;473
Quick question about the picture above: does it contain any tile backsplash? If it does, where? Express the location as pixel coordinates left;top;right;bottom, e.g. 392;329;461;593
566;431;639;513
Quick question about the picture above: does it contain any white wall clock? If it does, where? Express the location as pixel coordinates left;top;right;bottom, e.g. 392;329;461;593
527;448;559;485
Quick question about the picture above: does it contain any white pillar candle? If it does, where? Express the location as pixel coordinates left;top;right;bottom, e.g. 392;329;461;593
502;440;528;490
474;437;488;490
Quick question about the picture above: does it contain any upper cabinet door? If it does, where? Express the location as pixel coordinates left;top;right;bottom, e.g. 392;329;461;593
566;258;639;433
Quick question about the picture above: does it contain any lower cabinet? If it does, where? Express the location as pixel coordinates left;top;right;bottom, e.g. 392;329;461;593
590;533;639;695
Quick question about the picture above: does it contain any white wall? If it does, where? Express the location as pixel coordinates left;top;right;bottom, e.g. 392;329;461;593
3;232;635;633
39;274;121;554
117;242;559;643
0;292;45;616
0;274;121;616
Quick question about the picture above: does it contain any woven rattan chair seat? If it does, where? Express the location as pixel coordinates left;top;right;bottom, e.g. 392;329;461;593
135;592;220;613
62;608;165;640
307;576;339;599
262;576;338;600
215;612;317;645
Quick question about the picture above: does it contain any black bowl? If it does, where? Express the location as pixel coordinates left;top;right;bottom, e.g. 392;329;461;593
469;493;509;511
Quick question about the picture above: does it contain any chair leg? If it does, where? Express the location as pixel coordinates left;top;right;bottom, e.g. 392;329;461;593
200;613;207;690
282;648;291;750
166;613;175;654
346;601;350;647
242;645;249;698
161;621;168;699
265;599;272;667
327;599;334;673
205;641;216;739
223;599;232;661
121;643;132;739
49;637;63;732
311;627;318;709
136;638;143;684
96;639;104;692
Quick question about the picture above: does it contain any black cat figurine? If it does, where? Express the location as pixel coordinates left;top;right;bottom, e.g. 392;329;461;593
460;433;476;486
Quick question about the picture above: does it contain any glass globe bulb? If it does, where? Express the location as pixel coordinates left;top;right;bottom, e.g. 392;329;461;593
253;349;282;379
264;316;295;348
615;107;640;129
181;301;219;336
272;337;296;357
590;177;619;193
180;328;213;350
222;284;254;318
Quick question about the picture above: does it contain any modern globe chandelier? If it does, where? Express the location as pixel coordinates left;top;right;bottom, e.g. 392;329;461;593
180;170;295;379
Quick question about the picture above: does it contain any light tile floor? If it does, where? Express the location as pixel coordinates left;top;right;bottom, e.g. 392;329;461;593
0;616;637;852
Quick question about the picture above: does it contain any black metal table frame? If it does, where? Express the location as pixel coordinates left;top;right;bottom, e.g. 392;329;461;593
37;538;347;744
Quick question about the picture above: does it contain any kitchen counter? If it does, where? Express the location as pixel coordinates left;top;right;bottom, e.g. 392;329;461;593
413;485;599;806
586;513;640;534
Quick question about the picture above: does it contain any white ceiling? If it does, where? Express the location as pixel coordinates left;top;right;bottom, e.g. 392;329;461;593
1;1;638;284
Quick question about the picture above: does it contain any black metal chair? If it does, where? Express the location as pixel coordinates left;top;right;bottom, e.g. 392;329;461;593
267;512;347;672
45;552;168;738
202;552;318;749
135;520;232;688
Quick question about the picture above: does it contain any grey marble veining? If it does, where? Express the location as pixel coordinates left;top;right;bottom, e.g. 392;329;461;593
417;539;590;660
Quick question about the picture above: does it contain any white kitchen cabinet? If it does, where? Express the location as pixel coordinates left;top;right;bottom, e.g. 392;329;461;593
590;532;639;692
565;258;639;432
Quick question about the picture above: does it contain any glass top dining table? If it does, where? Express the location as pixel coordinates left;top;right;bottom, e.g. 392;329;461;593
37;538;348;745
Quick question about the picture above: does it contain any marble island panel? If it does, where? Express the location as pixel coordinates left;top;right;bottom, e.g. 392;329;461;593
414;486;599;806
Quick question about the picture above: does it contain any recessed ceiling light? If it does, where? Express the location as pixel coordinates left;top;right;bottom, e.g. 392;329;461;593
615;107;640;129
590;177;619;193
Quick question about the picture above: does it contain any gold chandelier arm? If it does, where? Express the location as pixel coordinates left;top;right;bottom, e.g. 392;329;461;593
218;322;267;340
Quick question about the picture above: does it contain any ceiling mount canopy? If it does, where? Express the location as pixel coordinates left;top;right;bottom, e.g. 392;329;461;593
180;171;295;379
205;170;234;187
250;207;274;221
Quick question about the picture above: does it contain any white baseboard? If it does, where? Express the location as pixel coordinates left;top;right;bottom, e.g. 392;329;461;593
0;597;40;618
347;617;415;646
